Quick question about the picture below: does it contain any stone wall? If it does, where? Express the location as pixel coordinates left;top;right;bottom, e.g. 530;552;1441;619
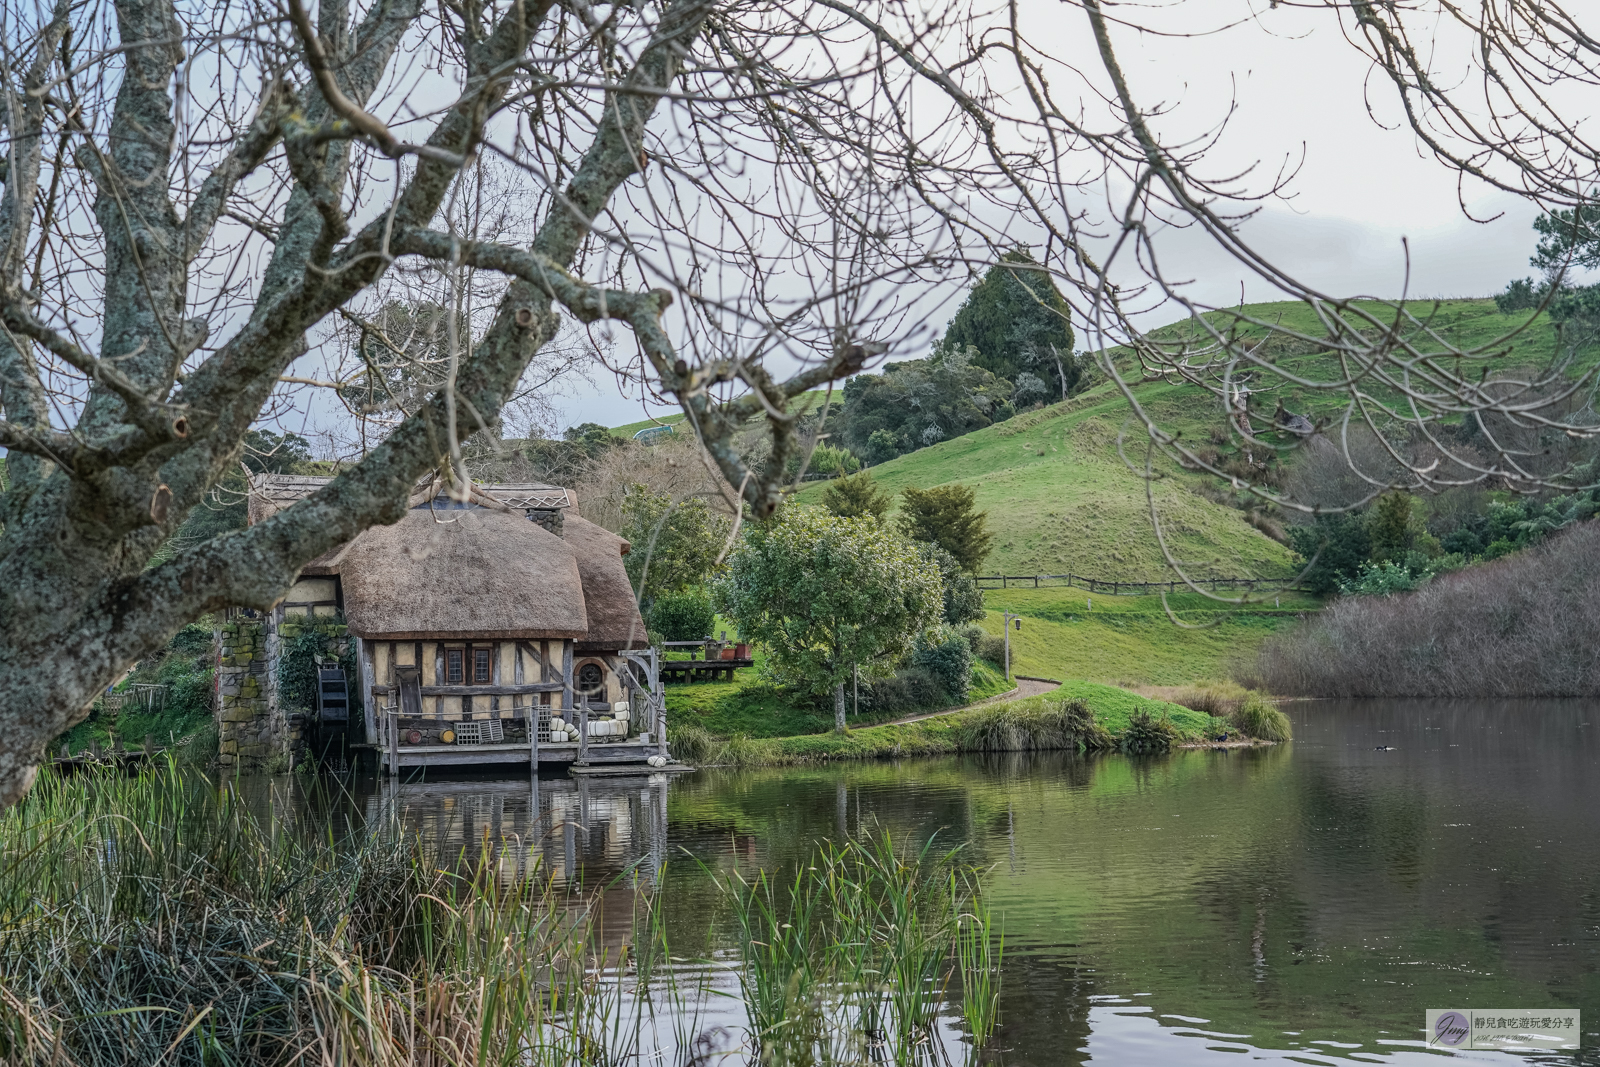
214;615;305;769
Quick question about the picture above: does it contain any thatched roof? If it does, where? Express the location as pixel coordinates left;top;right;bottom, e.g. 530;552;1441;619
247;474;640;645
338;507;588;640
563;515;649;651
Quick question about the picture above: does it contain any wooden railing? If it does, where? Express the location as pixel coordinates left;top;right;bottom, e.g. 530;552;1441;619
973;572;1310;595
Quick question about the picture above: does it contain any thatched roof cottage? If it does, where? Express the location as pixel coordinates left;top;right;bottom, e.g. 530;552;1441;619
245;475;660;771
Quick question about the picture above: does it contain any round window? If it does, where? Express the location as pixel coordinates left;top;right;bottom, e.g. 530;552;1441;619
577;662;605;695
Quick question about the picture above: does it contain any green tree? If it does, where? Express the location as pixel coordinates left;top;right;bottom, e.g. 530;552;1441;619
920;543;985;625
940;250;1077;398
897;484;994;573
619;486;733;607
714;508;942;729
1368;492;1414;563
1288;513;1372;595
821;471;893;522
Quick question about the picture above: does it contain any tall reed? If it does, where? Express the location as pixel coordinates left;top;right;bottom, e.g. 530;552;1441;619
0;764;1005;1066
0;761;666;1066
718;832;1003;1066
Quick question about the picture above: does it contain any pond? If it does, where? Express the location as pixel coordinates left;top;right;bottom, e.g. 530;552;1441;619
324;699;1600;1064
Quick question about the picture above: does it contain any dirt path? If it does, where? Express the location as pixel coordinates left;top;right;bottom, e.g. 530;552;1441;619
878;676;1060;728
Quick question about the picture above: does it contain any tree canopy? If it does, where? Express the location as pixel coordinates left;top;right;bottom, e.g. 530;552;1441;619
618;487;732;607
896;485;994;573
837;346;1016;464
940;252;1078;399
713;508;942;728
821;471;894;523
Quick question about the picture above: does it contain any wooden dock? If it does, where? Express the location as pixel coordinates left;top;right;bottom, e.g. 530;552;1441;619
376;738;668;771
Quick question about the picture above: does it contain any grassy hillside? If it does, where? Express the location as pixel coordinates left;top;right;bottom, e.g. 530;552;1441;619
787;298;1592;580
971;585;1316;687
793;392;1292;579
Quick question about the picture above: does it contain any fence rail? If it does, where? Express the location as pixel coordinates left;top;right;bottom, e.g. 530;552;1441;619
974;572;1310;595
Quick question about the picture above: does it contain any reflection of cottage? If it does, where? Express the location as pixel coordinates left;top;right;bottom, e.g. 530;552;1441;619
242;475;665;772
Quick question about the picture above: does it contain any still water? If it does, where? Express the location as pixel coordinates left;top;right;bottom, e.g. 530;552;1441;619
320;700;1600;1064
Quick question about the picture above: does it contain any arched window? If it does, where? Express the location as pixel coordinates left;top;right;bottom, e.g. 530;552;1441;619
577;661;606;696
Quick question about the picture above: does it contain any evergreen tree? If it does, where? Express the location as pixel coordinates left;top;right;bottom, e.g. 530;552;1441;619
896;484;993;572
821;471;893;522
940;251;1077;398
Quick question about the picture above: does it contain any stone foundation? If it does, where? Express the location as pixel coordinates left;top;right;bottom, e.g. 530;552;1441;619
214;615;302;769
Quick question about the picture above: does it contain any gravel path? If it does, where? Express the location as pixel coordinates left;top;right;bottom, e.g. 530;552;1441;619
878;676;1061;727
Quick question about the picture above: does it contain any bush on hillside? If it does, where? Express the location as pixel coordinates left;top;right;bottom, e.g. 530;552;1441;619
1119;709;1180;754
1259;521;1600;696
648;587;716;641
976;634;1008;667
860;668;947;716
910;627;974;704
1232;693;1292;742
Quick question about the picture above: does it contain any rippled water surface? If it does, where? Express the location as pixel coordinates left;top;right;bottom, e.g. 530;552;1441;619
325;699;1600;1064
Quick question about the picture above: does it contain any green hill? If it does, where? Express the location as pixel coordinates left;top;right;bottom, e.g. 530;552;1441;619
792;298;1591;580
609;299;1589;582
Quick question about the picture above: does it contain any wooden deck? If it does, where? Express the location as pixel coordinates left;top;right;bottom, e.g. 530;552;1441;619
659;657;753;683
379;739;666;770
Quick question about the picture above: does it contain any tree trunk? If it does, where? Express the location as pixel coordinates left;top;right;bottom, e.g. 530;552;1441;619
834;681;847;732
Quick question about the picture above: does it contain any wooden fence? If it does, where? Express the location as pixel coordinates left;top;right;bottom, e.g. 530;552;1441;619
973;572;1309;595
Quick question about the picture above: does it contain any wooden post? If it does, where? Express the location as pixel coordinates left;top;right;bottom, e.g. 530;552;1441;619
387;708;398;777
143;734;154;756
1001;575;1007;589
561;642;574;713
1034;575;1040;588
652;648;667;759
577;694;589;766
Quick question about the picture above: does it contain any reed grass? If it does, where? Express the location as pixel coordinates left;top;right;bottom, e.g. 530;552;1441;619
0;763;1006;1066
1232;692;1292;742
717;832;1003;1066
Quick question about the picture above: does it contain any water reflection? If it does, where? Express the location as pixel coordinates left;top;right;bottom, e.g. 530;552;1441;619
308;699;1600;1065
364;774;672;890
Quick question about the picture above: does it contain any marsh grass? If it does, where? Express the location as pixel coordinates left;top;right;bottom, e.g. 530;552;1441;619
0;763;1004;1066
0;760;674;1066
1232;693;1293;742
718;833;1003;1066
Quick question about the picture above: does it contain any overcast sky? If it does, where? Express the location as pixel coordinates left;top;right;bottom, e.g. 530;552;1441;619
554;0;1548;432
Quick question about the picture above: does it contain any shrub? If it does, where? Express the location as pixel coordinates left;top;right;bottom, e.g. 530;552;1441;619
649;587;716;641
1338;559;1425;597
861;668;946;715
667;722;716;762
911;627;974;703
958;697;1110;752
1258;521;1600;697
1232;693;1292;742
1119;709;1180;754
976;635;1008;666
1171;681;1248;717
922;543;986;625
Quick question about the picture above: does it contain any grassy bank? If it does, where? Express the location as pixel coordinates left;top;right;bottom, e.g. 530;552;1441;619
666;658;1012;737
667;684;1257;767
